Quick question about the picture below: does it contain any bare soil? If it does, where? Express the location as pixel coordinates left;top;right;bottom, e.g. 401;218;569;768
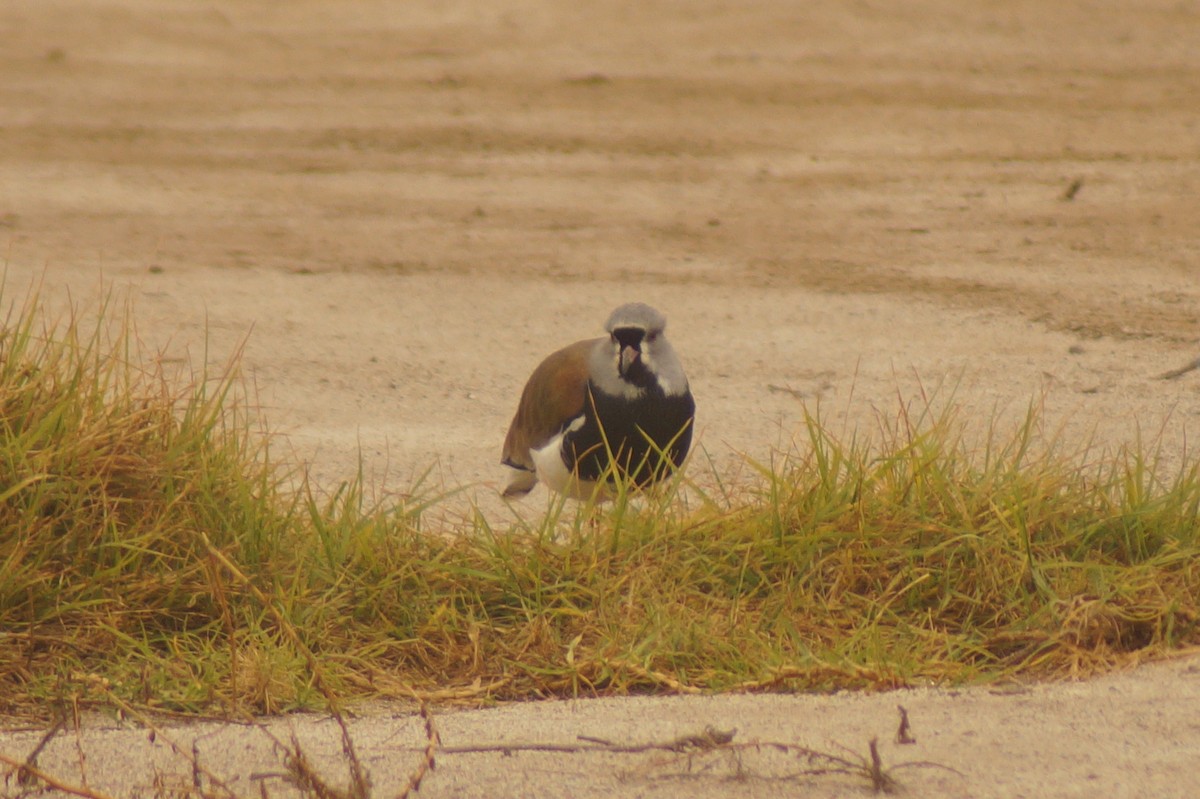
2;1;1199;796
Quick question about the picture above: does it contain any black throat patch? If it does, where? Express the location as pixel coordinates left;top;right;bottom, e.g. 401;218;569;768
611;326;652;385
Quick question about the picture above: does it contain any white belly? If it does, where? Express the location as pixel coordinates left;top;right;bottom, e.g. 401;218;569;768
530;419;608;501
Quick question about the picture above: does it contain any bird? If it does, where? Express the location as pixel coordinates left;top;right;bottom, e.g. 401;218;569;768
501;302;695;499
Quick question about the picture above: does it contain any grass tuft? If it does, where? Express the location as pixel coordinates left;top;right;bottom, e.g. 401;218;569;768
2;286;1199;719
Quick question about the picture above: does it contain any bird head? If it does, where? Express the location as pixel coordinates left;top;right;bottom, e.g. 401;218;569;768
590;303;689;399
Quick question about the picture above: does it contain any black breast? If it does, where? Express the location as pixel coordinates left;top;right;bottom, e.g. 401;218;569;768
563;382;695;486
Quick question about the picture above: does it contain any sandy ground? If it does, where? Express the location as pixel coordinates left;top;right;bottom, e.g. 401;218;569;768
2;0;1200;796
1;656;1199;799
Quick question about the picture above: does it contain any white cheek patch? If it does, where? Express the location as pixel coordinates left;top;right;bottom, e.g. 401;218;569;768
641;350;688;397
641;351;666;392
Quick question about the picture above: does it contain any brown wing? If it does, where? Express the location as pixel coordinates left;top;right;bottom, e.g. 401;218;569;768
501;338;597;471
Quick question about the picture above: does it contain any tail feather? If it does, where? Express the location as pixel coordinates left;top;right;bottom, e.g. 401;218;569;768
502;466;538;498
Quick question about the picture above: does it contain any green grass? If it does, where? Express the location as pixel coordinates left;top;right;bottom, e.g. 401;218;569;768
1;286;1198;720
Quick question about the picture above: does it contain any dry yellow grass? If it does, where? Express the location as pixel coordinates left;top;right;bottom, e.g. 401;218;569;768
2;288;1198;720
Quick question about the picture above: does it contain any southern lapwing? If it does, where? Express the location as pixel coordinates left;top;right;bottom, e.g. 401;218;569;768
501;303;695;499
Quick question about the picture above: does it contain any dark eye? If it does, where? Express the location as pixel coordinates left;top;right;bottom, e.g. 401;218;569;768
646;332;658;343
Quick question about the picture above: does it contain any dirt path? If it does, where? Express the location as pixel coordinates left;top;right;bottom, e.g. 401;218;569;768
2;1;1200;796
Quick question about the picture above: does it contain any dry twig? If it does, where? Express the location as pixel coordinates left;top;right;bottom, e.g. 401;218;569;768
97;687;240;799
437;725;736;756
895;705;916;744
0;752;116;799
1158;357;1200;380
10;712;66;787
396;701;441;799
